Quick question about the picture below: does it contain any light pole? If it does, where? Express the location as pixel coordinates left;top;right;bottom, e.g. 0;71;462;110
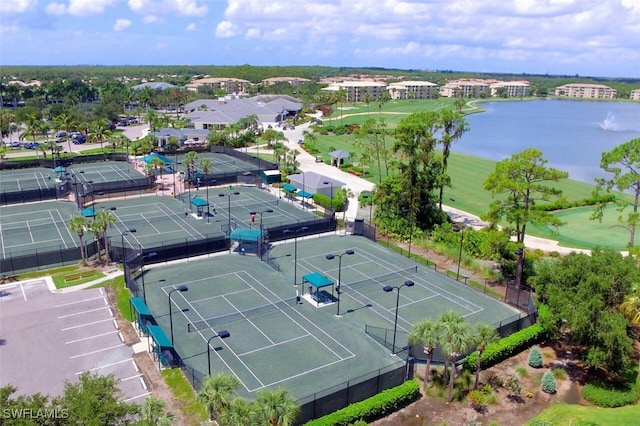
120;228;137;262
283;226;309;292
325;249;355;317
323;181;334;216
248;208;273;260
168;285;189;344
514;248;524;306
207;330;230;376
383;280;415;356
206;179;216;223
218;191;240;237
454;226;465;280
140;251;157;303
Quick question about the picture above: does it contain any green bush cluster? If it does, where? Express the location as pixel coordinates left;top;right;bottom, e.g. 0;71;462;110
302;380;420;426
463;324;546;372
581;375;640;407
532;194;616;211
528;346;543;368
541;371;557;394
312;192;345;212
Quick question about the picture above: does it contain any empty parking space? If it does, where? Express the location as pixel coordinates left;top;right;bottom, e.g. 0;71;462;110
0;279;149;402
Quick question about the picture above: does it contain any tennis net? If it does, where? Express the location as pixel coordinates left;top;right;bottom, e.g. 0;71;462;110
188;297;297;332
341;265;418;292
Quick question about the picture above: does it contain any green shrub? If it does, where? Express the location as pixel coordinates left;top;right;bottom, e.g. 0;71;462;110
302;380;420;426
528;346;543;368
551;367;567;380
463;324;547;372
581;375;640;407
541;371;556;394
515;365;528;378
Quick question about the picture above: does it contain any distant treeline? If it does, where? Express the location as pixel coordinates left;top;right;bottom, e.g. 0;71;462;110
2;65;639;96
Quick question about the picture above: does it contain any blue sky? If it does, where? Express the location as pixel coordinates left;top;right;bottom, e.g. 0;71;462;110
1;0;639;78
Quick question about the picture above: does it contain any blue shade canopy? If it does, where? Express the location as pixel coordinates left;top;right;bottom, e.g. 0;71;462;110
147;325;173;349
302;272;334;289
230;229;263;242
54;166;66;172
81;207;95;217
282;183;297;192
141;153;173;164
298;190;313;199
130;297;152;317
191;197;209;207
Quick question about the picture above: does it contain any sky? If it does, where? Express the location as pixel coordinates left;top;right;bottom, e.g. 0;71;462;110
1;0;639;78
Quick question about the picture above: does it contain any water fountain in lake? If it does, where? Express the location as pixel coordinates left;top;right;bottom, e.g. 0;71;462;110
600;111;618;131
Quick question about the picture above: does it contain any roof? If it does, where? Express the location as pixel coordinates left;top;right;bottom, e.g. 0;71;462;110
230;229;263;242
282;183;297;192
130;297;153;318
298;190;313;199
329;150;350;159
131;82;177;91
81;207;95;218
287;171;344;191
183;96;302;125
147;325;173;349
191;197;209;207
302;272;334;289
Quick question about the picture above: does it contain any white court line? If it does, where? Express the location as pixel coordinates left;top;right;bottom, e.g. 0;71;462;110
70;343;125;359
237;334;308;357
76;358;134;375
119;373;143;382
66;330;120;344
61;318;114;331
20;282;27;301
55;295;107;307
51;208;78;246
49;210;68;249
57;306;109;319
155;203;206;238
0;220;5;258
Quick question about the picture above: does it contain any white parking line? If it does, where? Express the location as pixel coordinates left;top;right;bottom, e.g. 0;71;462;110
55;296;107;308
61;318;114;331
58;306;109;319
119;373;143;382
65;330;120;344
70;344;125;359
124;391;151;402
75;358;134;375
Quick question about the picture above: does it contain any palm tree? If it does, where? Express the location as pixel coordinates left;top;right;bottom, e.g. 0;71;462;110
140;396;174;426
408;319;441;389
19;114;41;144
95;209;116;264
88;219;102;263
54;112;79;153
472;323;499;389
256;388;300;426
438;311;472;401
199;158;213;186
437;109;468;209
88;119;112;153
363;92;371;115
197;372;240;421
217;397;258;426
68;215;89;265
183;151;198;185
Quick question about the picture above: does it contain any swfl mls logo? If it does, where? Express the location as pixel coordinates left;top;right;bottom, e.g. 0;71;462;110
2;408;69;419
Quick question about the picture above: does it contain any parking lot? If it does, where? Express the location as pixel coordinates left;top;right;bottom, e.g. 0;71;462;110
0;279;149;402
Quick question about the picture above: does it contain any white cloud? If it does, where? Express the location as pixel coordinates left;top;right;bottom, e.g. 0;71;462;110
215;20;239;38
128;0;208;17
143;15;158;23
45;2;67;15
245;28;260;39
67;0;119;16
186;22;196;31
114;18;132;31
0;0;37;14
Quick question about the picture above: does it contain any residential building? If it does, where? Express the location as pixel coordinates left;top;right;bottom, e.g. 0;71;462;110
261;77;312;86
490;81;531;97
185;77;252;94
554;83;617;99
387;81;439;99
131;82;177;91
321;81;388;102
153;128;210;149
440;79;493;98
630;89;640;101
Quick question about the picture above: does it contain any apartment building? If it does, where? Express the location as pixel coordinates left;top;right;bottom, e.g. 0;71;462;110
387;81;439;99
490;81;531;97
554;83;617;99
630;89;640;101
261;77;312;86
440;79;493;98
185;77;252;94
321;81;388;102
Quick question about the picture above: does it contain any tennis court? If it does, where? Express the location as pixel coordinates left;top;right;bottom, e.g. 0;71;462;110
64;162;144;186
173;153;263;176
0;201;84;259
138;235;519;400
0;168;58;194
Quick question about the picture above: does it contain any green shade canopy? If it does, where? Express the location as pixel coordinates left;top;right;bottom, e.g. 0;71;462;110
298;190;313;199
230;228;263;242
282;183;297;192
191;197;209;207
81;207;95;217
303;272;334;289
130;297;153;318
147;324;173;349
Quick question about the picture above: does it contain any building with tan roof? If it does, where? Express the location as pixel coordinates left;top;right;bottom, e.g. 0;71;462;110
261;77;312;86
489;81;531;97
321;81;388;102
554;83;617;99
387;81;439;99
186;77;252;94
630;89;640;101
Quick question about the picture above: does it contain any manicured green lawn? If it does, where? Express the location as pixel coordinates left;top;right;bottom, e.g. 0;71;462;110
526;403;640;425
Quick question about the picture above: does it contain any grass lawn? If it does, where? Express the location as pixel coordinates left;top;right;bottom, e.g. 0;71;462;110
526;403;640;425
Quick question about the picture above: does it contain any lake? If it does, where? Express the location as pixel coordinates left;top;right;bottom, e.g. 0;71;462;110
454;99;640;184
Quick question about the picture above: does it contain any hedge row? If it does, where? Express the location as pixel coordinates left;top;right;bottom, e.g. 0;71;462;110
303;380;420;426
463;324;547;371
531;194;616;212
581;374;640;408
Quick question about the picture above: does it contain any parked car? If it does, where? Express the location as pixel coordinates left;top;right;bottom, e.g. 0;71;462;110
7;141;21;148
55;131;67;138
71;133;86;143
55;137;65;143
118;118;128;126
25;142;40;149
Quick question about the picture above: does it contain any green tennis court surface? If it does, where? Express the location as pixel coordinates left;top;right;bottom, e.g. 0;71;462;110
0;168;58;193
172;153;265;175
140;235;519;399
0;186;320;259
